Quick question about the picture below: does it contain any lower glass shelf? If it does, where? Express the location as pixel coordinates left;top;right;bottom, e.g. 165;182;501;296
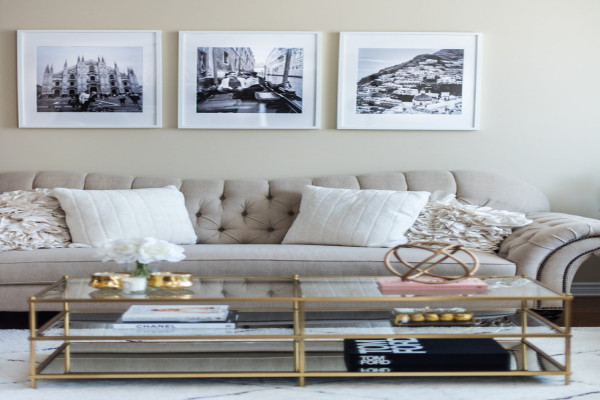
34;340;566;378
36;309;565;339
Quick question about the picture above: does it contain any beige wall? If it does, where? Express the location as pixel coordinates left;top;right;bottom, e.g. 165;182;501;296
1;0;599;281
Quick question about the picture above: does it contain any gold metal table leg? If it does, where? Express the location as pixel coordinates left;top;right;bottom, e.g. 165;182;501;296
564;296;573;385
29;298;37;389
292;275;306;386
297;297;306;387
521;299;528;372
64;301;71;374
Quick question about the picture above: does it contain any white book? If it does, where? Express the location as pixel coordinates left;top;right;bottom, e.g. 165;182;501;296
120;305;230;322
113;312;237;330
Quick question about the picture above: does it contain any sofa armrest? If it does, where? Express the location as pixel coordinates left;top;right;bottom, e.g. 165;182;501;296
498;212;600;306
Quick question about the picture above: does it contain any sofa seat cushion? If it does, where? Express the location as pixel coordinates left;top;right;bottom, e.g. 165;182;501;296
0;244;515;286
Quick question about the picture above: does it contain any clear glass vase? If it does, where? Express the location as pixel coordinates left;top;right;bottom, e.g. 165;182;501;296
133;262;152;280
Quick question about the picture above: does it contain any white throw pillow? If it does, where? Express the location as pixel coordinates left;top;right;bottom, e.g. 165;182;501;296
407;192;532;252
0;189;71;251
282;185;430;247
53;186;197;247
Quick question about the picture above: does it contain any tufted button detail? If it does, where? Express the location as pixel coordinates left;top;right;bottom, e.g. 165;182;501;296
242;211;248;217
288;211;295;216
196;211;202;217
220;195;226;201
266;195;273;200
267;227;275;232
218;227;225;232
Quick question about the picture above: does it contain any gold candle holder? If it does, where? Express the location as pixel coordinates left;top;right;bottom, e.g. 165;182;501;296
89;272;132;289
148;272;193;288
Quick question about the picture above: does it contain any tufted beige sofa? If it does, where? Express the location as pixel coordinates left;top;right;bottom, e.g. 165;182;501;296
1;170;599;312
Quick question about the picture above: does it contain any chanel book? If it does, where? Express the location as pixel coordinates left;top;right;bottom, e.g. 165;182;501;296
344;338;510;372
120;304;230;322
113;311;237;330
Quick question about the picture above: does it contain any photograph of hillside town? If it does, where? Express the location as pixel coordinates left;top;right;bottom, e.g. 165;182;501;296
356;48;464;115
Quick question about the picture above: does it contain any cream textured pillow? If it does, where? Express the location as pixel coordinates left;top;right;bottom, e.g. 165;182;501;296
282;185;430;247
407;192;532;252
53;186;197;247
0;189;71;251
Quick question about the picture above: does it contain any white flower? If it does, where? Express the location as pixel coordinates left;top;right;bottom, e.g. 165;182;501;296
99;237;185;264
137;237;185;264
100;238;142;264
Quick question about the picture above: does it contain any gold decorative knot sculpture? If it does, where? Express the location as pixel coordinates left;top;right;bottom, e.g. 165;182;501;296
383;241;480;284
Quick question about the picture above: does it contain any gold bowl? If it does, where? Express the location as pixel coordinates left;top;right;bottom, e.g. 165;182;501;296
148;272;193;288
89;272;132;289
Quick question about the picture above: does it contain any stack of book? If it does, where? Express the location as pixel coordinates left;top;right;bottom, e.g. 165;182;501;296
344;338;510;372
112;304;237;330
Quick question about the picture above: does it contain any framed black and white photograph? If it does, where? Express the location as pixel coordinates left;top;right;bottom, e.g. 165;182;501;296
17;30;162;128
337;32;482;130
178;31;321;129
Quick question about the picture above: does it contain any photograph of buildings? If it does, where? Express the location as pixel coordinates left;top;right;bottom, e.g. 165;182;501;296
36;46;143;113
356;48;464;115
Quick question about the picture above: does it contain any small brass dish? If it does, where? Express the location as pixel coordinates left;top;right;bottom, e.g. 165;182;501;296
148;272;193;288
89;272;132;289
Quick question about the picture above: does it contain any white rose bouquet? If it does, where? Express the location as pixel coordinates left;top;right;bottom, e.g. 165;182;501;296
99;237;186;279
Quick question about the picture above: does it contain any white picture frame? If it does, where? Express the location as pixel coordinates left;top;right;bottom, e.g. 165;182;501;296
178;31;322;129
17;30;162;128
337;32;482;130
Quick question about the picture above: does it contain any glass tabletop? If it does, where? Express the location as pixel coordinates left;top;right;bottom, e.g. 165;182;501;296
32;275;567;303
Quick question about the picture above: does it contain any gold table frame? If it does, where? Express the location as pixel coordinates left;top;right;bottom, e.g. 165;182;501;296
28;275;572;388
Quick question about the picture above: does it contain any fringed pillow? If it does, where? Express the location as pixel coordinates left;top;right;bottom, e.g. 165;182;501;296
407;192;532;252
0;189;71;251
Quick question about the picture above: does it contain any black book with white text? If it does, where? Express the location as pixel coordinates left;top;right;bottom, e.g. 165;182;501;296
344;338;510;372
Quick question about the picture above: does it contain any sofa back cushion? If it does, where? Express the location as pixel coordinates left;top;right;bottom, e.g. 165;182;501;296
53;186;197;247
0;170;550;245
282;185;430;247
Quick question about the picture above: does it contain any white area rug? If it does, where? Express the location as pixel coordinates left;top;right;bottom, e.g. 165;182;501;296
1;328;599;400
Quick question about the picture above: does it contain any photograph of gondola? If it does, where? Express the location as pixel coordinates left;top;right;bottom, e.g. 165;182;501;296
179;31;321;129
196;47;303;114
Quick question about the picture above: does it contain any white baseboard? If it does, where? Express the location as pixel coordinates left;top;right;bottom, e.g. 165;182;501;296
571;282;600;296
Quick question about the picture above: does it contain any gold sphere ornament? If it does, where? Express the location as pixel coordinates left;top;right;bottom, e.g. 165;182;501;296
383;241;479;284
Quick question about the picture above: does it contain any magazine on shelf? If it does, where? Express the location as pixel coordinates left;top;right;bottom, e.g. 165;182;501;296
120;304;230;322
344;338;510;372
113;311;238;330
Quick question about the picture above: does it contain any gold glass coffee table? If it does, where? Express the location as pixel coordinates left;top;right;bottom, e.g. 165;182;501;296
28;275;572;388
